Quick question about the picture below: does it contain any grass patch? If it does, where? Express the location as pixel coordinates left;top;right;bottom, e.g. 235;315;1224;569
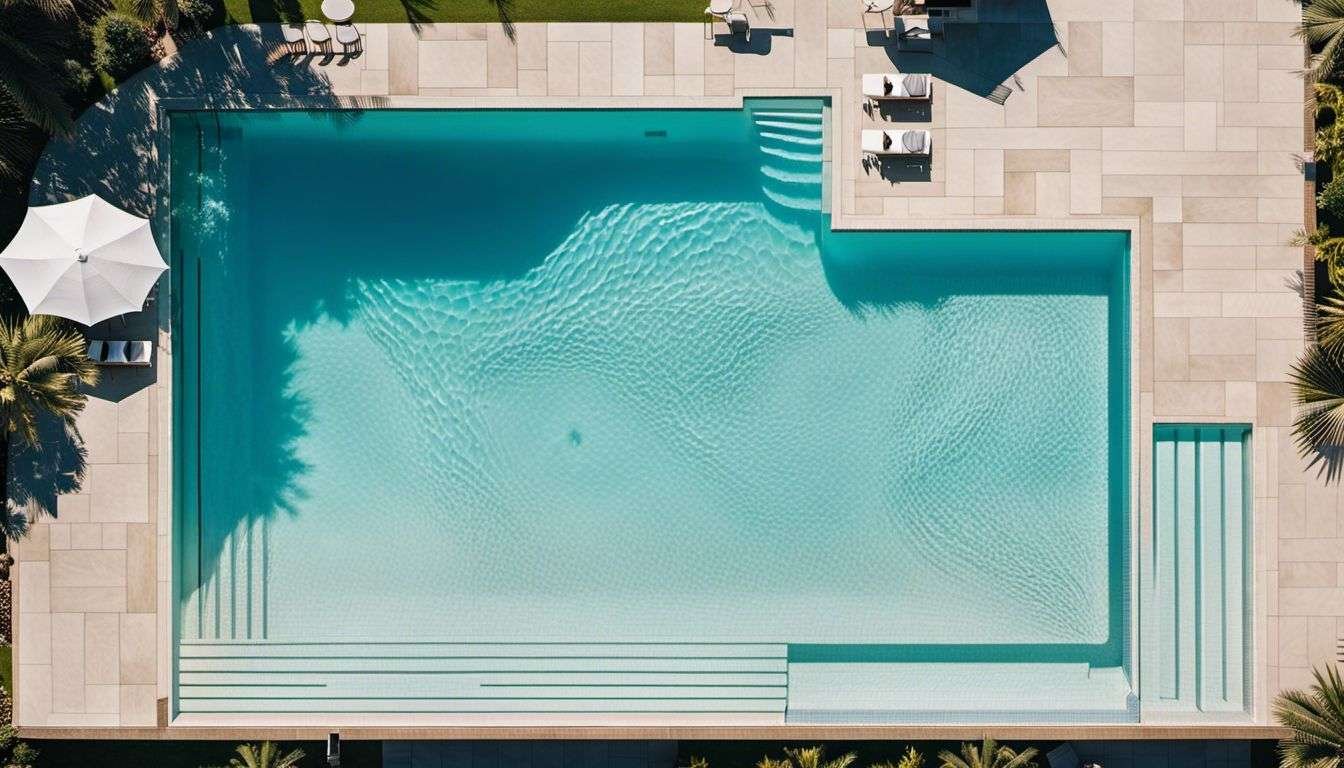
221;0;706;25
0;645;12;700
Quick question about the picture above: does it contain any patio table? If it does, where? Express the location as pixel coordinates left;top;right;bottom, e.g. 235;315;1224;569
321;0;355;23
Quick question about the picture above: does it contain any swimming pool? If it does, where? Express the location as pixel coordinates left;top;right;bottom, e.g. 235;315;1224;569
170;101;1134;722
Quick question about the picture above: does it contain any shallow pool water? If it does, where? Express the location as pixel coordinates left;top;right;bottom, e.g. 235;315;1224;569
171;103;1131;716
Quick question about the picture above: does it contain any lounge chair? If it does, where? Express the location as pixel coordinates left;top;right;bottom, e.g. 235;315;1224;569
724;11;750;40
335;22;361;54
863;72;931;104
281;23;306;56
305;20;332;53
861;128;932;158
90;340;151;367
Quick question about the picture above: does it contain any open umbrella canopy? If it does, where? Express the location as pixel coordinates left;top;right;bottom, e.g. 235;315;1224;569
0;195;167;326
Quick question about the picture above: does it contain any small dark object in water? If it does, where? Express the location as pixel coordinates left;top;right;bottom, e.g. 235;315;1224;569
568;429;582;446
644;129;667;138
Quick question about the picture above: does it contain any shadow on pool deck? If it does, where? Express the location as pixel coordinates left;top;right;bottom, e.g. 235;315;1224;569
30;26;350;220
867;0;1059;101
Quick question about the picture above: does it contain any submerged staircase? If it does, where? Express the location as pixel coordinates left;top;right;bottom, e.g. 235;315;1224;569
750;101;827;214
176;641;788;722
1141;425;1252;717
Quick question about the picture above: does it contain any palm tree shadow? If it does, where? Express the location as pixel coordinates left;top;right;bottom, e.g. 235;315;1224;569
491;0;516;40
397;0;435;32
6;418;88;522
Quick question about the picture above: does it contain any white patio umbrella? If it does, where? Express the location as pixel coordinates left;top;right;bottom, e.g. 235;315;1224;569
0;194;167;326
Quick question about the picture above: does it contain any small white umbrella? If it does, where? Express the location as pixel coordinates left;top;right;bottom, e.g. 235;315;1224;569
0;194;168;326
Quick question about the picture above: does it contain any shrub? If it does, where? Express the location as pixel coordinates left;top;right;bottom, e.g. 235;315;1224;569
1322;176;1344;222
176;0;223;37
92;12;154;81
60;59;94;102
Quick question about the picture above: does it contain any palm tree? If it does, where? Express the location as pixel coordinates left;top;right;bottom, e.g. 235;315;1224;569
0;315;98;552
1291;292;1344;480
1293;226;1344;289
130;0;180;31
0;0;77;137
1300;0;1344;83
0;315;97;449
782;747;857;768
1275;664;1344;768
938;739;1038;768
228;742;305;768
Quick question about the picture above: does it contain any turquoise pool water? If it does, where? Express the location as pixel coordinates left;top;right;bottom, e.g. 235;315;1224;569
171;102;1131;718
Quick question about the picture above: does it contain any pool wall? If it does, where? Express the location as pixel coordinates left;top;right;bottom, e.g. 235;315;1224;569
160;100;1150;728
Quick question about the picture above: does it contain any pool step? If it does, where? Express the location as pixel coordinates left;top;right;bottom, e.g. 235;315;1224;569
1142;426;1251;717
787;662;1138;724
177;641;788;721
751;104;825;213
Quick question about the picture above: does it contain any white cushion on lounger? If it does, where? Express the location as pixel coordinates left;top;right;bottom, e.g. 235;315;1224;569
105;340;128;365
305;20;330;42
127;341;151;365
87;340;105;362
281;23;304;43
335;23;359;44
861;129;887;153
902;129;928;152
862;73;890;98
903;73;929;96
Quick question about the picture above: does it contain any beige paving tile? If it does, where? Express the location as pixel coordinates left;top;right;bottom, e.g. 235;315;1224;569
485;24;518;88
50;587;125;613
734;36;795;87
1102;21;1135;76
546;41;579;95
118;684;156;726
578;41;613;95
1038;76;1135;126
514;24;548;70
611;24;644;96
18;664;51;725
119;613;155;685
84;613;119;685
51;550;125;588
517;69;547;96
673;23;704;76
643;24;673;76
18;612;50;665
1069;149;1102;213
972;149;1004;197
548;22;612;42
88;464;148;524
418;40;487;88
51;613;84;714
85;684;119;714
1068;22;1103;76
1134;21;1184;75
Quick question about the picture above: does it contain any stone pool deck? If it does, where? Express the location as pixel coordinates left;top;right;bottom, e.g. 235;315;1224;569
7;0;1321;736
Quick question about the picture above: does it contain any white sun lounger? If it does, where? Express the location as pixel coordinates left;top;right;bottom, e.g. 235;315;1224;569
88;340;151;367
305;20;332;53
861;129;932;157
335;22;361;54
862;72;931;102
281;23;306;55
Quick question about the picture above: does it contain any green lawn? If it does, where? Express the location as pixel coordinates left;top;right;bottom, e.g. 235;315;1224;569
222;0;706;25
0;645;12;702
